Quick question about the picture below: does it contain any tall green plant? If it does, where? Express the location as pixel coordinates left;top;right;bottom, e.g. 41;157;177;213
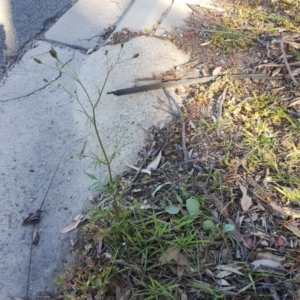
34;45;139;218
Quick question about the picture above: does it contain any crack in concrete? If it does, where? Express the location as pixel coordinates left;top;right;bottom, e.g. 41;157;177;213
0;51;75;103
156;0;174;29
25;135;88;300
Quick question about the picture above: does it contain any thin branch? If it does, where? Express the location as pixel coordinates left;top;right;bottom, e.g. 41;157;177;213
216;84;228;138
280;36;300;86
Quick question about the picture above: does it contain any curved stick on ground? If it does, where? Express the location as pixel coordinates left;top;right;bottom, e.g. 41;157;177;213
280;36;300;86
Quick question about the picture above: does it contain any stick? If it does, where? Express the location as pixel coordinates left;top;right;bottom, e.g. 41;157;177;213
280;36;300;86
163;89;189;170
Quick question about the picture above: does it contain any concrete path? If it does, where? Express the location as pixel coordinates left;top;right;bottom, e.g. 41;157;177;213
0;0;222;299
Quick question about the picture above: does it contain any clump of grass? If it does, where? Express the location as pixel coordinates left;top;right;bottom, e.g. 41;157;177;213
57;199;238;299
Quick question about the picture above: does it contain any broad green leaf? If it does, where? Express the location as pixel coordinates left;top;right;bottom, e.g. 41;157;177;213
85;172;98;180
203;220;216;230
165;205;180;215
222;224;235;233
186;197;200;218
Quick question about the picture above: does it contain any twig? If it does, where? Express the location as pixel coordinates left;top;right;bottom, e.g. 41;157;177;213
216;84;228;138
159;159;202;171
131;149;147;184
280;36;300;86
163;89;189;170
204;165;214;190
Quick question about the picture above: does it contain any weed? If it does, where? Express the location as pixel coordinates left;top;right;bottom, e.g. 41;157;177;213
34;45;139;219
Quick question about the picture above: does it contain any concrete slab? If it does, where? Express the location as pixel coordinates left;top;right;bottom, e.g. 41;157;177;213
45;0;132;49
113;0;172;34
77;36;189;177
0;41;94;299
155;0;193;36
156;0;225;36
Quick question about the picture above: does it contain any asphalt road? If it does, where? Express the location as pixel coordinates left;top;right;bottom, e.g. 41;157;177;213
0;0;77;72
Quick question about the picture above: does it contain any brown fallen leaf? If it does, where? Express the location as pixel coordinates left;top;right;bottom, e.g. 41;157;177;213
284;223;300;238
209;194;229;218
60;214;83;234
256;252;285;263
251;259;288;275
188;120;196;129
159;247;189;266
212;66;222;76
267;202;287;219
220;265;244;276
240;184;252;212
282;206;300;218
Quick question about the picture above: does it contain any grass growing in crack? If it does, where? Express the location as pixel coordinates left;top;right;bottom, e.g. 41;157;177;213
34;45;139;219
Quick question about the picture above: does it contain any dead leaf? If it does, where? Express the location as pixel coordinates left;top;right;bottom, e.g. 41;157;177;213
216;270;232;278
159;247;189;266
220;265;244;276
60;214;83;234
160;248;180;264
251;259;288;274
268;202;287;219
146;150;162;170
209;194;229;218
277;236;285;247
250;212;259;221
212;66;222;76
292;68;300;76
126;165;151;175
289;97;300;107
188;120;196;129
284;224;300;238
240;184;252;212
281;138;294;149
282;206;300;218
256;252;285;262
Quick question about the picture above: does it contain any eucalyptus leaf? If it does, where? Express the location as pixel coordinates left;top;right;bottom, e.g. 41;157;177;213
186;197;200;218
152;182;172;197
203;220;216;230
165;205;180;215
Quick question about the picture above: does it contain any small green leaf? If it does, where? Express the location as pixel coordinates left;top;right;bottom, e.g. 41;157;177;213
203;220;216;230
186;197;200;218
165;205;180;215
133;53;139;58
222;224;235;233
33;58;42;64
85;172;98;180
